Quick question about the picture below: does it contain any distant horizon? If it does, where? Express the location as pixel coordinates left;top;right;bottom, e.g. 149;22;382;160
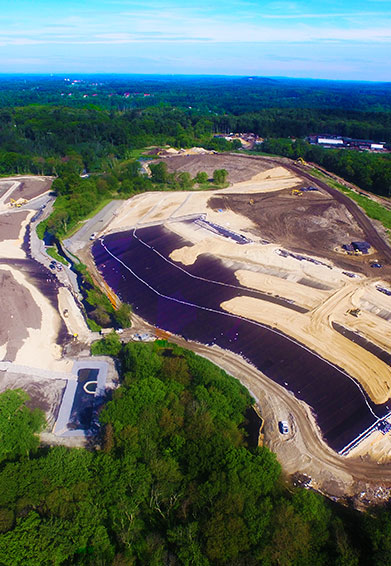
0;73;390;85
1;1;390;81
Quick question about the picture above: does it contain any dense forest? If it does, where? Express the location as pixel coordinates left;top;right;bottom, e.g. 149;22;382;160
1;74;391;113
1;103;391;201
1;341;390;566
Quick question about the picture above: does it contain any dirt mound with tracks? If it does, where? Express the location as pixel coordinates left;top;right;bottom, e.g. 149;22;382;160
208;188;391;278
160;153;274;183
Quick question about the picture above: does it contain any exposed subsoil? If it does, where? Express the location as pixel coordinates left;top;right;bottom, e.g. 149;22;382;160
287;163;391;275
0;258;69;358
5;177;52;203
0;268;40;360
0;182;13;197
208;188;391;278
159;153;274;183
0;211;29;241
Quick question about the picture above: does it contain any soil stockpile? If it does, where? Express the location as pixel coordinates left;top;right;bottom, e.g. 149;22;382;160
160;153;274;183
208;190;391;277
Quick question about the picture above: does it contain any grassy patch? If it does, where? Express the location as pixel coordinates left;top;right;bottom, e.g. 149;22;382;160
343;190;391;230
196;182;229;191
83;197;114;220
46;247;69;265
87;318;102;332
124;147;150;159
36;220;47;240
63;248;81;264
64;221;84;239
195;182;228;190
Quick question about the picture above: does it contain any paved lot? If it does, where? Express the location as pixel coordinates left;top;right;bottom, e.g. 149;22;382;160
64;200;125;254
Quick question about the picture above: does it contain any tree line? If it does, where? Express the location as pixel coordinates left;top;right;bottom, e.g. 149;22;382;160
261;138;391;197
1;104;391;199
1;105;391;179
213;108;391;143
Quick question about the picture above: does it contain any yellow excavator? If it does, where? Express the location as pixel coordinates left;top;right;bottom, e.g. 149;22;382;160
296;157;307;166
9;198;28;208
291;189;303;196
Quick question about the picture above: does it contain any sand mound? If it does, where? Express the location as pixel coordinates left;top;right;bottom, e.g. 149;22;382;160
221;287;391;405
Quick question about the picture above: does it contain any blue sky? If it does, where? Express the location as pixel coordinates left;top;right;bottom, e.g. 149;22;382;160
1;0;391;80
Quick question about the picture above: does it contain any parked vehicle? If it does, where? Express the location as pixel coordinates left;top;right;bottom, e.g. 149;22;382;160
279;421;289;435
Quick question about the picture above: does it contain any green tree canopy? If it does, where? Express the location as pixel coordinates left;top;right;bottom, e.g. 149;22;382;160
213;168;228;185
194;171;209;184
0;390;45;464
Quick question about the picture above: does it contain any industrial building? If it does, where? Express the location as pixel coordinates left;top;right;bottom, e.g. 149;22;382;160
307;134;386;151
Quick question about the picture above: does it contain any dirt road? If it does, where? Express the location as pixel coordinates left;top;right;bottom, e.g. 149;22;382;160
287;163;391;266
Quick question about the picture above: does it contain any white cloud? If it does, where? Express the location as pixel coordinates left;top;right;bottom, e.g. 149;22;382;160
0;4;390;48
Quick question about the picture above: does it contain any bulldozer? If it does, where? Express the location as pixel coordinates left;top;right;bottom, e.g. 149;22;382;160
347;308;361;318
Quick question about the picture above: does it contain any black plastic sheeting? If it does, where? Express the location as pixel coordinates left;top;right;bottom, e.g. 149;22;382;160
69;369;99;429
92;226;390;452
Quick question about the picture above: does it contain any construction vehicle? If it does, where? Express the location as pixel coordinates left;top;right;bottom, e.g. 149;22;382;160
296;157;307;166
347;308;361;318
63;309;69;318
291;189;303;196
9;197;27;208
249;198;254;205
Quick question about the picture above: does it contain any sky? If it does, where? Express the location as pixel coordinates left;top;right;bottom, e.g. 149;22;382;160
0;0;391;81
